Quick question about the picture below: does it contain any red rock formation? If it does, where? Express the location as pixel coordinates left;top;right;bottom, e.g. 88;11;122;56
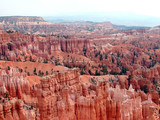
142;95;159;120
0;19;160;120
0;67;28;98
0;30;91;63
0;98;35;120
37;70;159;120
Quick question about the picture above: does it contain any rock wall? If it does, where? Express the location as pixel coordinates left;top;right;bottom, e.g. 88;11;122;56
0;30;91;61
0;67;32;99
37;69;159;120
37;68;80;120
0;66;38;120
0;98;35;120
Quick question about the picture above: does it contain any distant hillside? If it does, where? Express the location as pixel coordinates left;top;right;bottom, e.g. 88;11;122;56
0;16;44;22
44;12;160;27
0;16;66;34
0;16;119;35
113;24;151;31
0;16;157;35
0;16;53;26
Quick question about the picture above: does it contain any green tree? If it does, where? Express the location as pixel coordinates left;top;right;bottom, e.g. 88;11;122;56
4;92;9;98
141;85;149;94
95;70;100;76
8;66;10;70
121;67;128;74
101;66;108;75
46;71;49;75
127;75;133;87
33;68;37;75
99;54;103;61
83;46;87;56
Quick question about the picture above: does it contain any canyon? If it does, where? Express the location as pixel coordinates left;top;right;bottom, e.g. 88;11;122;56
0;16;159;120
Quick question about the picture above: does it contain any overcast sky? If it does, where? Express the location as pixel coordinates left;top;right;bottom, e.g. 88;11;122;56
0;0;160;17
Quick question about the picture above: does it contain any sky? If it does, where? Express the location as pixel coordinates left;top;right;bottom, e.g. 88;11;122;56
0;0;160;26
0;0;160;17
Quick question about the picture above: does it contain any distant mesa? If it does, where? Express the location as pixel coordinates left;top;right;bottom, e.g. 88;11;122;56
0;16;49;24
0;16;154;35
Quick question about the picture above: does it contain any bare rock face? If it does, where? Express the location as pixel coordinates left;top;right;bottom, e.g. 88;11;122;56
60;39;90;53
0;67;29;98
0;98;35;120
0;30;91;62
37;68;80;120
0;66;39;111
0;66;37;120
142;95;159;120
37;70;159;120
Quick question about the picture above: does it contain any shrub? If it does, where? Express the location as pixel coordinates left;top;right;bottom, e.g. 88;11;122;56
141;85;149;94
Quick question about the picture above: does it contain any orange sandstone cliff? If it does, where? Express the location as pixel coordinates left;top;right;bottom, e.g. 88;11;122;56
0;18;160;120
